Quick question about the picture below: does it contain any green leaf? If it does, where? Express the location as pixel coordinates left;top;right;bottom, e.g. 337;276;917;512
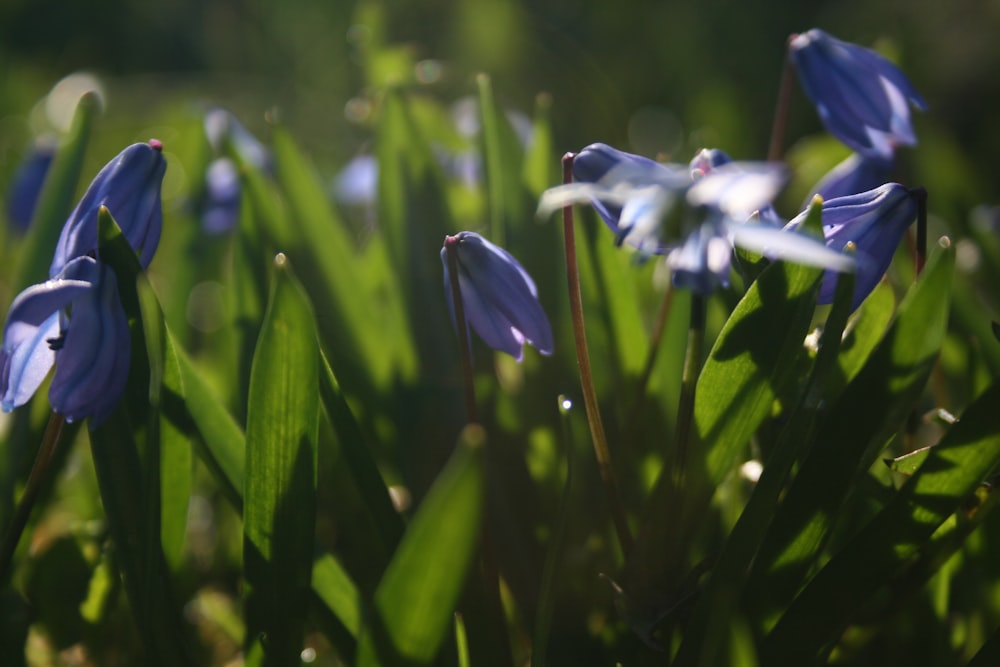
243;254;320;665
319;352;404;556
375;89;455;376
673;265;856;667
762;380;1000;664
744;243;955;630
696;208;826;484
477;72;527;246
138;276;191;573
271;124;402;396
356;425;485;667
13;92;99;292
91;208;192;665
521;92;556;198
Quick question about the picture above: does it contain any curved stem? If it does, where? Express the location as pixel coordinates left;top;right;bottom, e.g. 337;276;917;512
445;241;479;424
768;52;795;162
561;152;635;558
0;411;66;583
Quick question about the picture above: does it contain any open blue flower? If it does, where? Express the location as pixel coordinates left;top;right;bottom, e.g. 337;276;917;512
1;256;130;426
540;143;853;294
789;29;926;159
52;140;166;275
441;232;553;361
784;183;918;308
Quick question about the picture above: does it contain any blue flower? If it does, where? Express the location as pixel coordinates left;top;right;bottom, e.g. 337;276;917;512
569;143;689;253
789;29;926;159
441;232;553;361
201;157;242;235
538;143;855;294
0;256;131;426
51;141;166;276
784;183;918;308
805;152;895;205
6;139;57;232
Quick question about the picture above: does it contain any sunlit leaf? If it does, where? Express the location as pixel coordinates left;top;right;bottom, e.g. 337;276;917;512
356;425;485;666
243;255;319;665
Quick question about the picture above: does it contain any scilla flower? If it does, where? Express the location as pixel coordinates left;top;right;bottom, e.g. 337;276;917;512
52;140;166;275
805;152;895;205
784;183;919;308
539;143;853;294
789;29;926;159
1;256;130;425
441;232;553;361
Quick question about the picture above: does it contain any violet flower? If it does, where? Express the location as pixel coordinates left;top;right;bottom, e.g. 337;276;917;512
0;256;130;426
441;232;553;361
52;141;166;275
540;143;852;294
789;29;926;159
805;152;895;205
784;182;919;308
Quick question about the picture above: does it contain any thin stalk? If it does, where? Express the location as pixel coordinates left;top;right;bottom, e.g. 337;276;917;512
445;237;512;665
445;239;480;424
628;285;675;428
673;293;705;481
533;396;576;666
914;187;927;276
768;52;795;162
561;152;634;558
0;411;66;583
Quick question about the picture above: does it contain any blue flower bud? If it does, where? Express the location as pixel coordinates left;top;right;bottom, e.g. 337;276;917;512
1;256;130;426
441;232;553;361
51;141;166;276
789;29;926;159
6;140;56;232
785;183;918;308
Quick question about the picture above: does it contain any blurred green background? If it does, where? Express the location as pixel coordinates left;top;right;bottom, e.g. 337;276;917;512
2;0;998;188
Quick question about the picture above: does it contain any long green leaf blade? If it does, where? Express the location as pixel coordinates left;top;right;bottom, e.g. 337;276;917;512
243;254;320;665
744;243;955;629
762;380;1000;664
356;425;485;666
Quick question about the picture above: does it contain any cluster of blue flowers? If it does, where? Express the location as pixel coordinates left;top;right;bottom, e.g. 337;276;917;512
440;29;926;361
536;29;924;304
0;141;167;425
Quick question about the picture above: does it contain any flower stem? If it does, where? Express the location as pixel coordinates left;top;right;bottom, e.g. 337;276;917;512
0;411;66;583
628;285;675;427
673;293;705;480
561;152;635;558
445;240;479;424
914;187;928;276
768;52;795;162
445;239;511;665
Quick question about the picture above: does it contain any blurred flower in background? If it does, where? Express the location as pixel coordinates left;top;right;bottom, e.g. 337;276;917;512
789;28;926;159
5;138;57;232
199;108;272;234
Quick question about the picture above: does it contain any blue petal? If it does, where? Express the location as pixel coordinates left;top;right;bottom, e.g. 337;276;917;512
51;141;167;275
0;270;93;411
48;258;131;425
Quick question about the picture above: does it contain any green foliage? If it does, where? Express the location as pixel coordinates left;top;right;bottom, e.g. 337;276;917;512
1;15;999;666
